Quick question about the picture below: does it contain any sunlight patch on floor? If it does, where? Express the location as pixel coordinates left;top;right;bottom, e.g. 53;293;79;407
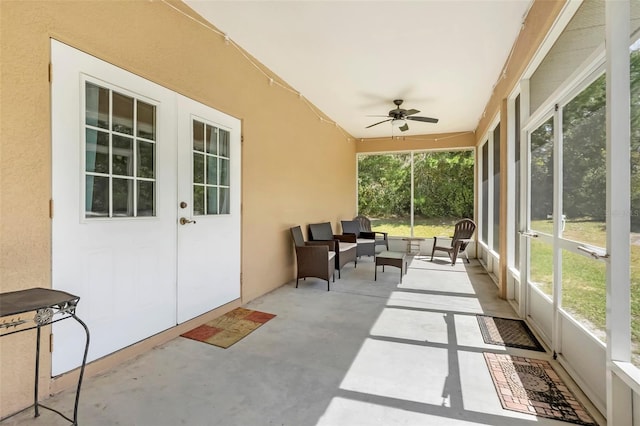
339;338;448;405
316;397;482;426
370;308;450;344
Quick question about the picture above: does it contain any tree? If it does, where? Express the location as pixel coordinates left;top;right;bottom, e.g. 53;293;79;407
358;153;411;217
562;74;606;221
530;117;554;221
358;151;474;220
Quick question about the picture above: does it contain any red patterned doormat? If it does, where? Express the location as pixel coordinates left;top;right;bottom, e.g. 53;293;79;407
181;307;276;349
477;315;545;351
484;353;597;425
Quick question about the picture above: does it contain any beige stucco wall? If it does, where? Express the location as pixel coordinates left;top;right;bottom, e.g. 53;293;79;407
0;0;356;416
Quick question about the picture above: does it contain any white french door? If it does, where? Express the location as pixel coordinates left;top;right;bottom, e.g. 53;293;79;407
176;96;241;323
51;40;240;375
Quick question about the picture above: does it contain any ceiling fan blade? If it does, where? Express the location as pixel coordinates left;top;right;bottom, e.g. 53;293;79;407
405;109;420;116
399;123;409;132
407;116;439;123
365;118;392;128
366;115;392;118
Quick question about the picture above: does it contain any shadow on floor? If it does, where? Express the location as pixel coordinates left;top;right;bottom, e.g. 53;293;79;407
5;256;603;426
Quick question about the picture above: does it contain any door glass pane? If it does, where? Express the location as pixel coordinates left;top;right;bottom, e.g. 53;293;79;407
220;129;230;157
207;156;217;185
86;129;109;174
137;181;154;217
529;238;553;297
562;75;606;246
137;141;154;179
220;188;230;214
220;158;229;186
193;121;205;152
206;125;217;155
481;142;489;243
561;249;606;343
357;153;411;237
207;187;218;214
85;82;109;129
85;176;109;218
112;92;134;135
112;178;133;217
112;135;134;177
193;154;204;184
137;101;155;140
193;186;205;216
530;117;554;234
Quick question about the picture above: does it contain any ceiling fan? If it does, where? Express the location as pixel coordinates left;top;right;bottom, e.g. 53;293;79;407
366;99;438;132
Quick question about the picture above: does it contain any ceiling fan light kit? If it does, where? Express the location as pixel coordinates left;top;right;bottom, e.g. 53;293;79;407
366;99;439;133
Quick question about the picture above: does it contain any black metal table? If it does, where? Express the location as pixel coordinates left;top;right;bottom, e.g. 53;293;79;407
0;288;89;425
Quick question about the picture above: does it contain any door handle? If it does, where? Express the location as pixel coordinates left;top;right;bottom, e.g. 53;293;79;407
179;217;197;225
521;231;538;238
577;245;609;260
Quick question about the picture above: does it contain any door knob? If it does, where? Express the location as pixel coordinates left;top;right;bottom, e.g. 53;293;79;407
180;217;196;225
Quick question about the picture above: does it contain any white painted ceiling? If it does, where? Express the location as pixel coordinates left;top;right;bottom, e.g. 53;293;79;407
185;0;532;138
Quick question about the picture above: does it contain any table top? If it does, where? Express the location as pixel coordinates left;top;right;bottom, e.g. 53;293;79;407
402;237;426;241
0;288;79;317
377;251;406;259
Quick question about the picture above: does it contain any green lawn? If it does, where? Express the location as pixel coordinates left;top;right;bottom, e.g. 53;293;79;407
369;217;461;239
530;220;640;353
371;217;640;358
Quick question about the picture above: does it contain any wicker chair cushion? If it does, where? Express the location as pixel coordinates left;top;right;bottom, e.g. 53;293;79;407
339;242;357;252
356;238;375;245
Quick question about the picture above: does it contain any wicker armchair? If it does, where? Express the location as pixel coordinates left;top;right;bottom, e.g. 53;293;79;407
308;222;357;278
354;215;388;250
341;220;376;257
290;226;336;291
430;219;476;265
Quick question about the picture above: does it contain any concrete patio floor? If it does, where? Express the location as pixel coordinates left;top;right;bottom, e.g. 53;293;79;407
5;255;605;426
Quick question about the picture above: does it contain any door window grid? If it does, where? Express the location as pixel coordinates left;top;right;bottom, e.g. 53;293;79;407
84;81;157;218
192;120;230;216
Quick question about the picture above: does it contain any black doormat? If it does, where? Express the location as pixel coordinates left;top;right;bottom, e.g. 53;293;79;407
477;315;545;351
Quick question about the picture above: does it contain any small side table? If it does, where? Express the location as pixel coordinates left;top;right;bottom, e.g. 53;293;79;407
0;288;90;425
375;251;407;283
402;237;425;255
